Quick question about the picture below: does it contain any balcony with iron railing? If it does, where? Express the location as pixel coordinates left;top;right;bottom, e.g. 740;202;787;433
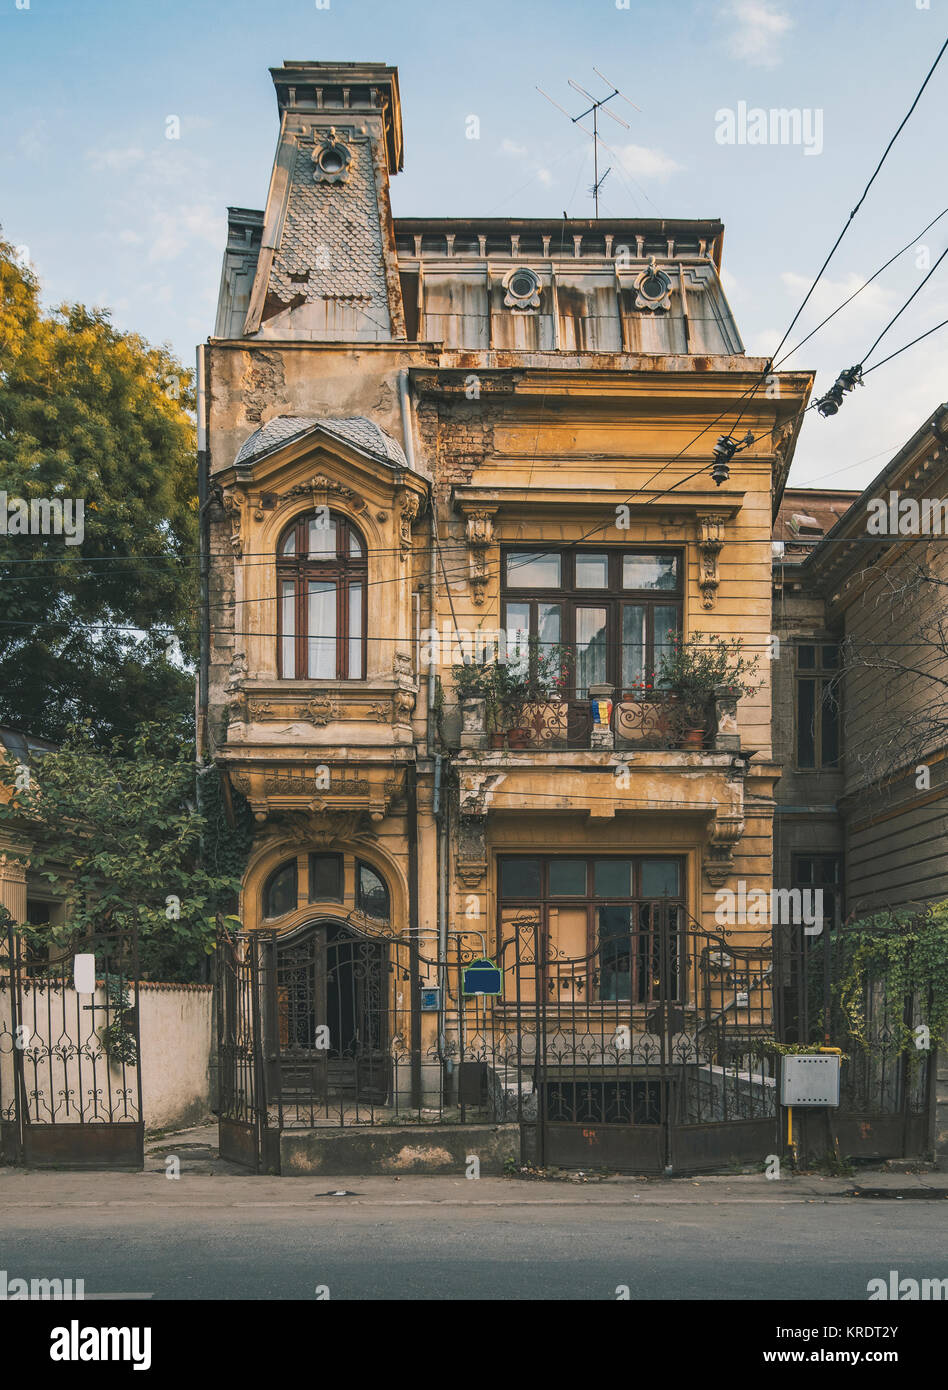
445;685;743;755
445;633;751;756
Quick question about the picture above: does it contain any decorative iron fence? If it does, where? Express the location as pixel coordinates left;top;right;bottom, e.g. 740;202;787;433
772;911;935;1161
215;913;779;1174
0;926;143;1168
446;691;715;753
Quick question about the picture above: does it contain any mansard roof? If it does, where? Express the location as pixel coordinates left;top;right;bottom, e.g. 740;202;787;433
233;415;408;470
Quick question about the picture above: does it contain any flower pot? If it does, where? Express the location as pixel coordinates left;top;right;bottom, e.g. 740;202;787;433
682;726;705;750
506;727;530;749
489;732;505;749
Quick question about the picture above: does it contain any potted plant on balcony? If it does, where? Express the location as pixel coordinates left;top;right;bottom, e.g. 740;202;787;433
495;641;573;748
452;658;504;747
657;633;759;750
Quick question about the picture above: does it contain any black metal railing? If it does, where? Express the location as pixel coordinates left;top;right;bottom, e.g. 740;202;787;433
448;690;713;753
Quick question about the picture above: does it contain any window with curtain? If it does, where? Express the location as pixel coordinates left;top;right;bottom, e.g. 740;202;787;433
501;548;682;697
277;511;367;679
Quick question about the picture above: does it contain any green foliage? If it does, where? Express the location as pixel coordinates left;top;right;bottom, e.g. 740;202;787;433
99;974;138;1067
452;640;573;732
828;902;948;1060
0;722;249;982
658;633;759;713
0;234;197;746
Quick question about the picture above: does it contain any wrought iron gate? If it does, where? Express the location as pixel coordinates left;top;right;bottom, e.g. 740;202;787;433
0;926;143;1168
215;913;779;1176
502;909;779;1174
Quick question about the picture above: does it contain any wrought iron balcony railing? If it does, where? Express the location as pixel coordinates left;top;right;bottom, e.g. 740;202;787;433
448;686;742;754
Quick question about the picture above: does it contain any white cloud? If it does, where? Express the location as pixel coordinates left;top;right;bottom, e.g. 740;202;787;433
615;144;682;180
85;147;147;174
721;0;793;68
500;139;528;158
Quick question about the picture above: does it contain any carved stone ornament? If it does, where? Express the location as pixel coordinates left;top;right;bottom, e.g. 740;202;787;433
464;508;496;607
704;811;745;886
696;512;727;611
301;695;338;727
311;127;353;185
633;258;673;312
456;814;487;888
393;688;416;725
258;809;365;844
220;491;243;558
398;489;420;557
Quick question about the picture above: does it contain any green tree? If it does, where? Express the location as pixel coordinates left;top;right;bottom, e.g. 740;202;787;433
0;722;252;981
0;235;197;745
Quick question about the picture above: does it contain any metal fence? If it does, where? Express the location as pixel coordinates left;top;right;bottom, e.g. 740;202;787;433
772;911;934;1161
0;926;143;1168
215;912;779;1174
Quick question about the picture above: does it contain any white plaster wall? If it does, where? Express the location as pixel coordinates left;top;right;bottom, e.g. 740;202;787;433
0;982;213;1136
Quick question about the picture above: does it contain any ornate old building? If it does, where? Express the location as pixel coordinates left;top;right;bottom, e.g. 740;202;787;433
201;61;815;1168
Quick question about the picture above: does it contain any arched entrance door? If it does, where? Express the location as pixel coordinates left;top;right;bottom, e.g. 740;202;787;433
269;921;390;1106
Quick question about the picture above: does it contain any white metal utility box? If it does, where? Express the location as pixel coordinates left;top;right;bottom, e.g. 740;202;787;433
780;1054;841;1107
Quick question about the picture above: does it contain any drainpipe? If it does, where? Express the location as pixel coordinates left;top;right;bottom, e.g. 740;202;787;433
196;343;209;759
400;368;426;1107
401;366;451;1085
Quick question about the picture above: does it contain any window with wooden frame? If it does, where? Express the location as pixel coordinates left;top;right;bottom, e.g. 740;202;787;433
497;854;685;1004
795;642;840;769
277;510;367;679
501;548;682;698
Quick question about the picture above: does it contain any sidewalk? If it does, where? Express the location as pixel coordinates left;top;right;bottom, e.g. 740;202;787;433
0;1120;944;1208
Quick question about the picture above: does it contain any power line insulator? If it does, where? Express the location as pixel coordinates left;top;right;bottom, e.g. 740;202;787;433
816;364;863;417
711;435;739;486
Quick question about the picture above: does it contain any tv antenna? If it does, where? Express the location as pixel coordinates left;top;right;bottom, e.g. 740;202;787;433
537;68;640;217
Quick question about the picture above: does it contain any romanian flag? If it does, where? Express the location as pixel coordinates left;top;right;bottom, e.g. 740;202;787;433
591;698;613;726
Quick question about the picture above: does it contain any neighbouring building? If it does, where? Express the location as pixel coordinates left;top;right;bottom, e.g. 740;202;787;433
772;406;948;919
200;60;817;1174
771;408;948;1166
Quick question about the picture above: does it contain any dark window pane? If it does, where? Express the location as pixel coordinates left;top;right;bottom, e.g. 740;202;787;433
640;860;680;898
264;861;298;919
310;854;342;902
594;860;633;897
500;859;541;898
622;553;679;591
505;552;561;588
822;644;839;669
357;862;390;920
795;858;815;885
821;682;839;765
798;645;816;669
549;860;587;895
597;906;633;1000
797;678;816;767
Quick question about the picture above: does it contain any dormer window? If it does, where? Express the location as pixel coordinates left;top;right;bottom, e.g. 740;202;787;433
278;511;367;679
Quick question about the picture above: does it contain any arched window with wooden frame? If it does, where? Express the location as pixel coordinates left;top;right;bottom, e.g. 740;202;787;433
277;510;368;679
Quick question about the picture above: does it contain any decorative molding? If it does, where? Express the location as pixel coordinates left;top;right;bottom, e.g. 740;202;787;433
220;491;244;558
456;813;487;888
311;127;353;185
704;811;745;886
463;507;497;607
252;475;366;520
397;488;419;557
696;511;728;611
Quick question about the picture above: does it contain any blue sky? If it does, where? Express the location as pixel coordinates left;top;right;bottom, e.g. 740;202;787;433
1;0;946;488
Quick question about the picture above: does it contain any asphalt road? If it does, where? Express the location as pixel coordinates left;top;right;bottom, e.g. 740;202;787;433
1;1182;945;1300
